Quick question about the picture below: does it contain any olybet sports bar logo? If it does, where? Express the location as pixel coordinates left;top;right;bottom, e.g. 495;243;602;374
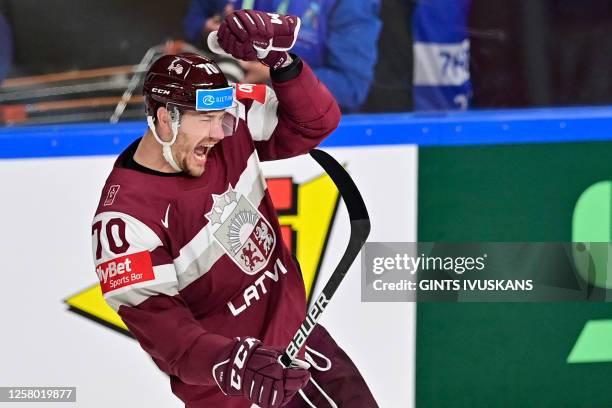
95;252;155;294
205;185;276;275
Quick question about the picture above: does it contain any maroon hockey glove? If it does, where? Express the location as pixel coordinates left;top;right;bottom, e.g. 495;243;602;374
213;337;310;407
216;10;300;69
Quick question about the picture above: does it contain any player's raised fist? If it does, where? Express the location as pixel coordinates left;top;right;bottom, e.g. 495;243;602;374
215;10;301;69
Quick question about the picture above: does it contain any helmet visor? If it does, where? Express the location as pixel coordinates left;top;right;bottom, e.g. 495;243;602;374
167;103;238;138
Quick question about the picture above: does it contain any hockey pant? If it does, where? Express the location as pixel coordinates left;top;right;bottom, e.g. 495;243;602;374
283;324;378;408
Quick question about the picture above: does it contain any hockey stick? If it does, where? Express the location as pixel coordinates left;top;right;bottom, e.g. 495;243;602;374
110;44;164;123
280;148;371;367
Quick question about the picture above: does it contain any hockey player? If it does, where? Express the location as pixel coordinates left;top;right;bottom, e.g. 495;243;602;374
91;10;377;408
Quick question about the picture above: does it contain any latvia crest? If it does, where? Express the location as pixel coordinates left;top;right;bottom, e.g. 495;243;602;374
205;185;276;275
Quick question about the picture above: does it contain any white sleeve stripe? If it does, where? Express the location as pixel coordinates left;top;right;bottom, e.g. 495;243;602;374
92;213;180;310
246;86;278;142
92;211;163;264
236;100;246;122
104;280;179;311
101;264;176;298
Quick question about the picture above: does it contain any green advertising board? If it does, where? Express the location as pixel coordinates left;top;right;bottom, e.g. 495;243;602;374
417;141;612;407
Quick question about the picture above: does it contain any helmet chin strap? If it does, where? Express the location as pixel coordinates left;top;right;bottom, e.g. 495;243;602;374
146;115;182;172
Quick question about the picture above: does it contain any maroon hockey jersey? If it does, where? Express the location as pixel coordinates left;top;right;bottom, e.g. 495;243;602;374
91;60;341;407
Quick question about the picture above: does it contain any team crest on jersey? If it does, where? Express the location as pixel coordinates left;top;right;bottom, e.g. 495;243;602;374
205;185;276;275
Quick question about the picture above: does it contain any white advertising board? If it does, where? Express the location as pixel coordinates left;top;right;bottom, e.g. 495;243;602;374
0;145;416;408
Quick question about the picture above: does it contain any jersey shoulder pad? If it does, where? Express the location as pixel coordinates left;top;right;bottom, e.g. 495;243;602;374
236;84;279;142
92;211;162;262
91;211;174;305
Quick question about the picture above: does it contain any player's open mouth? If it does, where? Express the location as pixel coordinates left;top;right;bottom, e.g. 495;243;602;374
194;145;214;165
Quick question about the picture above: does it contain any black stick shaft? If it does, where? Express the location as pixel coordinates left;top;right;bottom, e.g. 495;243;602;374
280;149;370;367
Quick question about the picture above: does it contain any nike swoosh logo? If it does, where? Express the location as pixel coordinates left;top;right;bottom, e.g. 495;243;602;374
161;204;171;228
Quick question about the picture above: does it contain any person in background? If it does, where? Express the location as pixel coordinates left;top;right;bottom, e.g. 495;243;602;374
412;0;472;110
0;12;12;83
183;0;381;112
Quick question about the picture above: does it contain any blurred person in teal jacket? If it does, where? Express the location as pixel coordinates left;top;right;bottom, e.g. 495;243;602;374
184;0;381;112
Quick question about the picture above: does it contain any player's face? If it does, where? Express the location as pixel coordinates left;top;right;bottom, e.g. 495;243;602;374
172;110;228;177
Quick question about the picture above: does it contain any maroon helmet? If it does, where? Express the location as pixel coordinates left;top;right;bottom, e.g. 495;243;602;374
143;53;230;119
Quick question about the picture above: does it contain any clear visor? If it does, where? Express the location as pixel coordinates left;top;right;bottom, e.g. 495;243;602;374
167;103;238;138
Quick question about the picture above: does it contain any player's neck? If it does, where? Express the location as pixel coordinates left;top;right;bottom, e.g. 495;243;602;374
134;131;180;174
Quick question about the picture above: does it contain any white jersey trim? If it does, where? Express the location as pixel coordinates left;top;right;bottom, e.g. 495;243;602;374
92;211;163;263
104;265;179;311
246;86;279;142
174;150;268;290
92;212;179;310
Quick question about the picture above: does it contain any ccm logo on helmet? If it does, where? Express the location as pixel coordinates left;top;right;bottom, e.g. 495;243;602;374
152;87;171;95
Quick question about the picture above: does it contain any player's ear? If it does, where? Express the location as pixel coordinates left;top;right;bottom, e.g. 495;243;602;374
156;106;168;126
155;106;173;141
